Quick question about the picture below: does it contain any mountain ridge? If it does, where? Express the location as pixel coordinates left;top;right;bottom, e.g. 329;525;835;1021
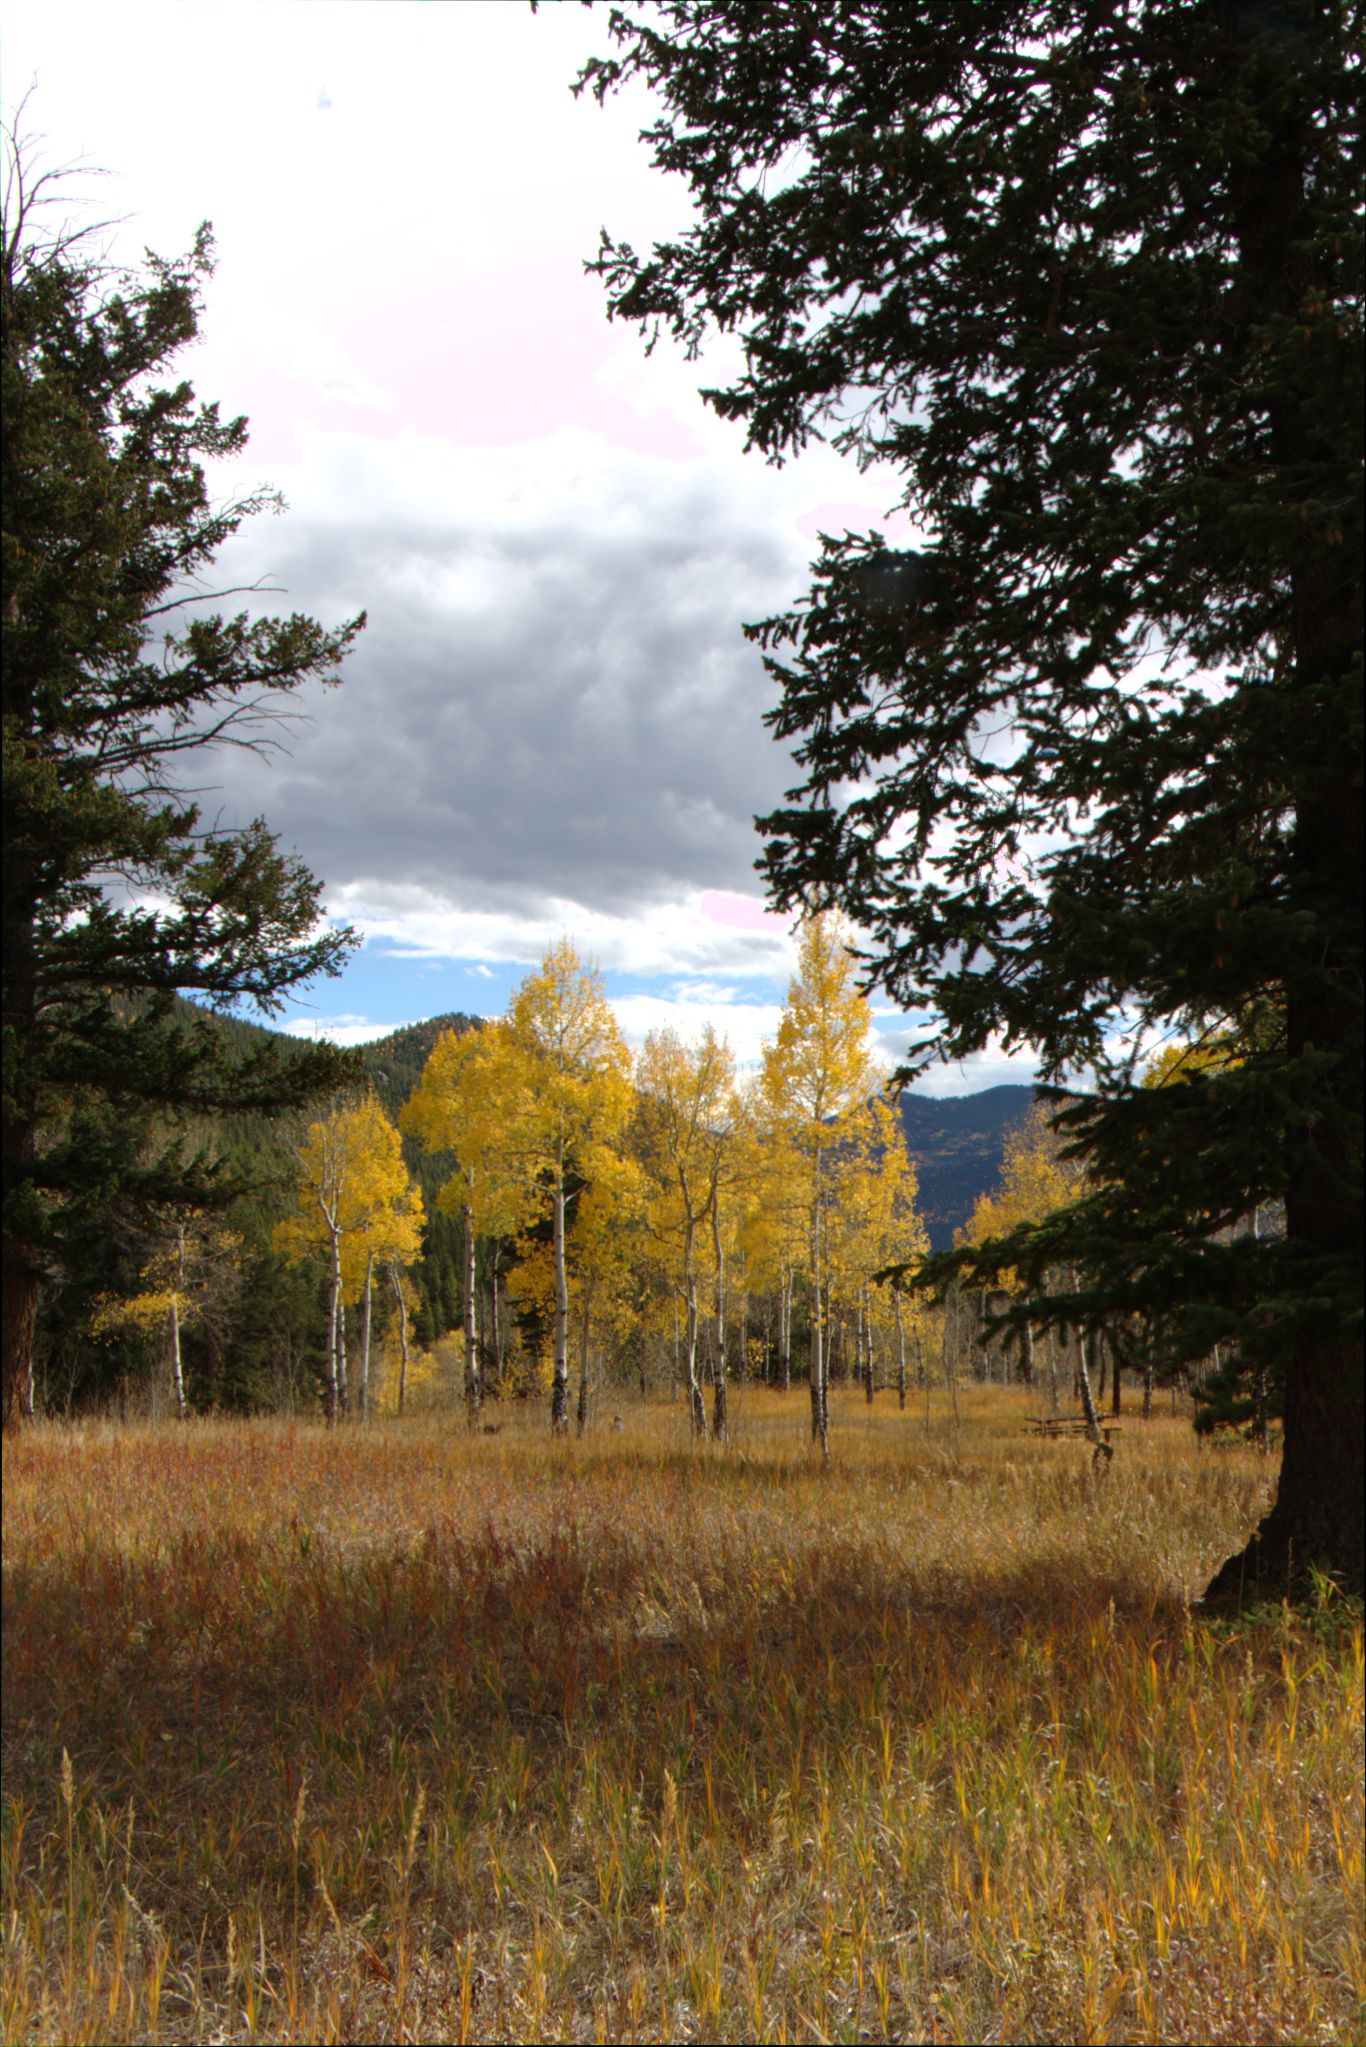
896;1084;1037;1249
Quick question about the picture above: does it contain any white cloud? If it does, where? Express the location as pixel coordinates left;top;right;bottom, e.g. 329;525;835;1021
608;992;787;1069
280;1015;419;1048
325;882;798;985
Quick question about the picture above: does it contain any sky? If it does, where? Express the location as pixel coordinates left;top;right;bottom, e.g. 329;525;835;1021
1;0;1041;1094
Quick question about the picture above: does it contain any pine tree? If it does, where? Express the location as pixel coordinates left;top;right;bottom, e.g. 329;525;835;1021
581;3;1362;1595
2;130;364;1424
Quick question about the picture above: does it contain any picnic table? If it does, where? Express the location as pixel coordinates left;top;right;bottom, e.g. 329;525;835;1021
1024;1414;1122;1442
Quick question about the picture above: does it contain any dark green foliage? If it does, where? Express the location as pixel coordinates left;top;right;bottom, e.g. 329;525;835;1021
897;1084;1035;1250
23;1003;494;1412
581;2;1362;1592
2;136;367;1418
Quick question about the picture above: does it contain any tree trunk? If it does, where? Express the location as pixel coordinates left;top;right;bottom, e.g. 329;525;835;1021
0;1246;38;1431
359;1250;373;1422
711;1201;728;1442
390;1260;410;1416
1205;749;1363;1596
337;1298;349;1417
463;1182;481;1430
683;1213;706;1438
489;1245;504;1388
810;1183;828;1456
576;1292;592;1436
324;1227;342;1423
780;1264;791;1392
862;1288;875;1404
894;1292;907;1411
1020;1318;1035;1392
1075;1322;1111;1464
1;948;40;1429
550;1155;570;1432
170;1222;187;1421
1203;58;1364;1600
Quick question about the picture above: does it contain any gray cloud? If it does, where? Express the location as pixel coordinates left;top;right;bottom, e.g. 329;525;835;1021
194;461;808;920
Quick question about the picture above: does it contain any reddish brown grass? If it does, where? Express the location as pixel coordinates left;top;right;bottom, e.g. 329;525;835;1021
2;1388;1361;2042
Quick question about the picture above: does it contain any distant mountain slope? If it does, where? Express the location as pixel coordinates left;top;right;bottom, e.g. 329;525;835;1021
897;1085;1037;1249
359;1012;484;1120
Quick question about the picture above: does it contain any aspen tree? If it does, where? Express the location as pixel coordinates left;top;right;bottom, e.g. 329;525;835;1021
513;1152;648;1432
402;1026;522;1427
90;1214;240;1419
761;915;882;1457
737;1103;806;1393
275;1098;422;1422
413;947;633;1429
344;1167;423;1422
826;1096;926;1405
507;946;633;1428
634;1026;736;1438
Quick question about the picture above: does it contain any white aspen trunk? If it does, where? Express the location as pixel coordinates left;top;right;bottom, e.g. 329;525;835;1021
862;1287;875;1405
337;1297;350;1417
169;1292;185;1421
22;1346;35;1420
359;1250;374;1422
894;1291;907;1411
576;1287;593;1436
463;1175;481;1429
390;1260;411;1417
683;1212;706;1437
324;1222;342;1424
170;1221;187;1421
811;1166;828;1458
1069;1273;1109;1459
1021;1318;1035;1391
1076;1328;1110;1459
780;1263;791;1392
550;1150;570;1431
490;1245;504;1387
711;1199;728;1442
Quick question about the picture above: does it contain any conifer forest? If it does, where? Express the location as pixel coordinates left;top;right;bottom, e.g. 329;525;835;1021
2;3;1361;2041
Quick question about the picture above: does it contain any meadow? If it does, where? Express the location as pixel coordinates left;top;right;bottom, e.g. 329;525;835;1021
2;1389;1361;2045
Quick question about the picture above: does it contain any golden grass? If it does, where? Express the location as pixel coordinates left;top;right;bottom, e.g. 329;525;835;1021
2;1388;1361;2044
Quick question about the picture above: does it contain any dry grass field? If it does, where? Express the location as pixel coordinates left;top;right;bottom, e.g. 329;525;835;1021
2;1388;1361;2044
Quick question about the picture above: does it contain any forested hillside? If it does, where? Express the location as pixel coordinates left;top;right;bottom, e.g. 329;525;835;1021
896;1086;1035;1250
